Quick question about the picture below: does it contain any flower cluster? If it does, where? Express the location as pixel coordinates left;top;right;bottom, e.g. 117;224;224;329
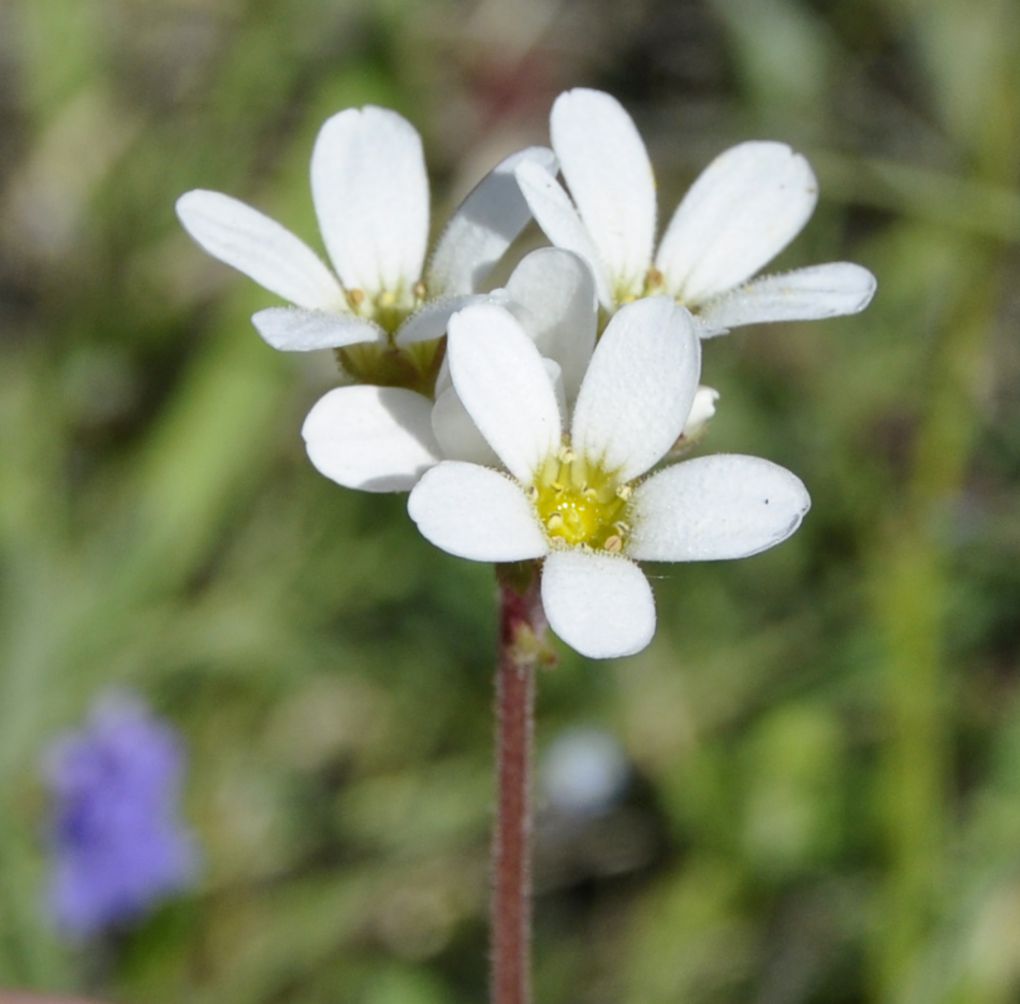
44;694;197;938
408;298;809;658
177;89;875;658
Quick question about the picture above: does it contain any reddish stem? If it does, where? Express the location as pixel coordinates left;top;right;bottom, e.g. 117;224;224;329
491;565;547;1004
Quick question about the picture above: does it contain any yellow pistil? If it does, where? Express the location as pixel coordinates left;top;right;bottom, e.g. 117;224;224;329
532;446;632;552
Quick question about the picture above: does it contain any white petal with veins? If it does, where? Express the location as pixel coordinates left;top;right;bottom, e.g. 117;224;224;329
697;262;877;330
408;462;549;561
430;387;500;467
396;294;487;346
428;146;557;296
656;141;817;305
571;298;700;482
252;307;382;351
311;106;429;296
176;190;345;311
627;454;811;561
446;304;563;484
515;161;613;308
505;248;597;404
541;550;656;659
551;88;656;300
302;386;441;492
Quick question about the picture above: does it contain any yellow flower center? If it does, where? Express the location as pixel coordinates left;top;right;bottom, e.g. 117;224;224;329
531;448;632;552
345;281;428;334
602;268;674;332
335;281;443;396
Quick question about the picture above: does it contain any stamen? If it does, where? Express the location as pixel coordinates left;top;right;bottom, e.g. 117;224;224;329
644;266;665;295
532;447;632;552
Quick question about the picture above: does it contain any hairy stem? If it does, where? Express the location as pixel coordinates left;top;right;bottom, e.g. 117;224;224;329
491;563;548;1004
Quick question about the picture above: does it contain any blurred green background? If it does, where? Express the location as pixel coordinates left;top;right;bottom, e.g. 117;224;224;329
3;0;1020;1001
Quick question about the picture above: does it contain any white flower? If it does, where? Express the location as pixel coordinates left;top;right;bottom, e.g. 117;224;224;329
406;297;811;659
300;247;717;493
515;88;876;335
176;105;555;391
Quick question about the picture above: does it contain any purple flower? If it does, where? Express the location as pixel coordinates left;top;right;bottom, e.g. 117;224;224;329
44;693;198;938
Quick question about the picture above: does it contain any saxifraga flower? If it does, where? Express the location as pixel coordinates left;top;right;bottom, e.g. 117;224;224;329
300;246;718;493
44;693;197;938
407;298;810;659
176;104;554;394
516;88;876;335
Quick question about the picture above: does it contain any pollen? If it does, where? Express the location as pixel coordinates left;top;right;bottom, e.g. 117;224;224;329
344;283;422;335
533;448;632;551
643;266;665;294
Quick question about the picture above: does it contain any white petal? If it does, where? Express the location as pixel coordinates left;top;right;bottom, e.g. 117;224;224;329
433;354;453;398
655;142;818;305
302;386;440;492
311;106;429;296
447;304;562;484
427;146;557;296
541;550;655;659
431;387;500;467
551;89;656;300
408;462;548;562
571;298;700;482
505;248;597;403
176;190;345;310
395;294;487;346
627;455;810;561
542;358;567;425
252;307;382;351
515;161;613;308
696;263;877;331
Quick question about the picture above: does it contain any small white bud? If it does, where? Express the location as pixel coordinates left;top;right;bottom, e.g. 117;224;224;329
681;385;720;440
